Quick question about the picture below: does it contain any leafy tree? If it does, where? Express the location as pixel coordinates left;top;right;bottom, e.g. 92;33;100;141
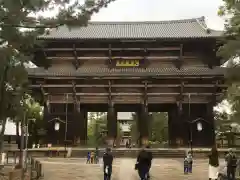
226;83;240;123
13;93;43;166
0;0;116;152
87;112;107;146
129;113;138;143
217;1;240;140
214;110;229;128
150;112;168;143
218;0;240;62
129;112;168;144
87;112;123;146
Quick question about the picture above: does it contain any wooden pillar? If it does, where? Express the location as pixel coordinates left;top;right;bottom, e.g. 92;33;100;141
73;104;87;145
138;81;149;146
207;102;215;146
106;80;117;146
107;104;117;146
139;104;149;146
168;110;174;147
83;109;88;145
168;105;183;147
185;103;214;147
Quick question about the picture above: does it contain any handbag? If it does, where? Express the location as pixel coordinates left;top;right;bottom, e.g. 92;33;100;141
135;163;139;170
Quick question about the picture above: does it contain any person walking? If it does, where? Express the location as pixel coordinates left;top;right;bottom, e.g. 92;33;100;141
146;145;152;179
103;147;113;180
187;151;193;173
208;146;219;180
225;148;238;180
135;146;151;180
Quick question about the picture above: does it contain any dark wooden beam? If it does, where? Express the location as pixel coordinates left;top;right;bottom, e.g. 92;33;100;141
44;92;223;96
42;47;182;51
46;56;195;60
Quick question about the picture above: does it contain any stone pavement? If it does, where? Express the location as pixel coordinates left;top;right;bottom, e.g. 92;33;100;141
38;158;225;180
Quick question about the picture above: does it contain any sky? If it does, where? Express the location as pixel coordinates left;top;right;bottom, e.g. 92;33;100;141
90;0;225;30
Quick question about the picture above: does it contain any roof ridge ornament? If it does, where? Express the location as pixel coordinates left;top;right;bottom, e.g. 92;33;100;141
196;16;211;34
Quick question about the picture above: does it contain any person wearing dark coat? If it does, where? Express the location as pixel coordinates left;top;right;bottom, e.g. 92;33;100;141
103;147;113;180
136;147;151;180
225;148;238;180
146;145;152;179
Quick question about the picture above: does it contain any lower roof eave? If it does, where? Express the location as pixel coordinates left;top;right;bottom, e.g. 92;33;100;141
27;74;225;79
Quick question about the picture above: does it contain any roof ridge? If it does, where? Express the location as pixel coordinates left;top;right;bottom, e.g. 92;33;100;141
87;16;205;25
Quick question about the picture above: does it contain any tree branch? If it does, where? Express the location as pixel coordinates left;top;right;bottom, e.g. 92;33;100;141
0;0;116;29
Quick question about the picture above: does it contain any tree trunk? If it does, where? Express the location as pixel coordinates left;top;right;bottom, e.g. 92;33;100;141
19;113;26;168
0;64;9;157
16;120;20;137
0;118;7;163
16;120;20;149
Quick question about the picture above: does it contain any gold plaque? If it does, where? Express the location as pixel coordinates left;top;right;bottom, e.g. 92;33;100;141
116;60;140;67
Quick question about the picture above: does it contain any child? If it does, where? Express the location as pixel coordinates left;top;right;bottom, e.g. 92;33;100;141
184;157;188;174
86;152;90;164
187;152;193;173
95;147;99;164
90;151;95;164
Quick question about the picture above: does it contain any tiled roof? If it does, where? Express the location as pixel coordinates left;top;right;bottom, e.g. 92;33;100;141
27;67;225;77
38;17;223;40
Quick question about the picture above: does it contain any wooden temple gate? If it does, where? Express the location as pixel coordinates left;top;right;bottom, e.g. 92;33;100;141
28;17;227;147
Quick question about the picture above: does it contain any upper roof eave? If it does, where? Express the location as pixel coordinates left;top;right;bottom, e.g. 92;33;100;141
37;36;223;41
37;16;224;41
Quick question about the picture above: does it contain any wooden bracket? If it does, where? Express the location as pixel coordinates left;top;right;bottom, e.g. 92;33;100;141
108;80;113;107
143;48;148;69
143;81;148;110
42;49;49;69
176;81;184;112
211;81;218;105
108;44;112;67
174;44;183;70
72;80;80;112
72;44;80;69
40;84;50;112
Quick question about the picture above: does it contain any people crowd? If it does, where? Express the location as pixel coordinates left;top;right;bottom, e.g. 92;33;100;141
85;145;239;180
208;147;238;180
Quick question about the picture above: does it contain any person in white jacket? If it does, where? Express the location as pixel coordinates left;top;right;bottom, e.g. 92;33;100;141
208;146;219;180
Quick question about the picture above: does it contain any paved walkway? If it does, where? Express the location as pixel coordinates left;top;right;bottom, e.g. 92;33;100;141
38;158;225;180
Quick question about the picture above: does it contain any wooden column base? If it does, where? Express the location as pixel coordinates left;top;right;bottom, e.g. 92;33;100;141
106;137;115;146
141;137;149;146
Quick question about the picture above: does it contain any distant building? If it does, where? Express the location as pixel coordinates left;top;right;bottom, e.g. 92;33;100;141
117;112;133;146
